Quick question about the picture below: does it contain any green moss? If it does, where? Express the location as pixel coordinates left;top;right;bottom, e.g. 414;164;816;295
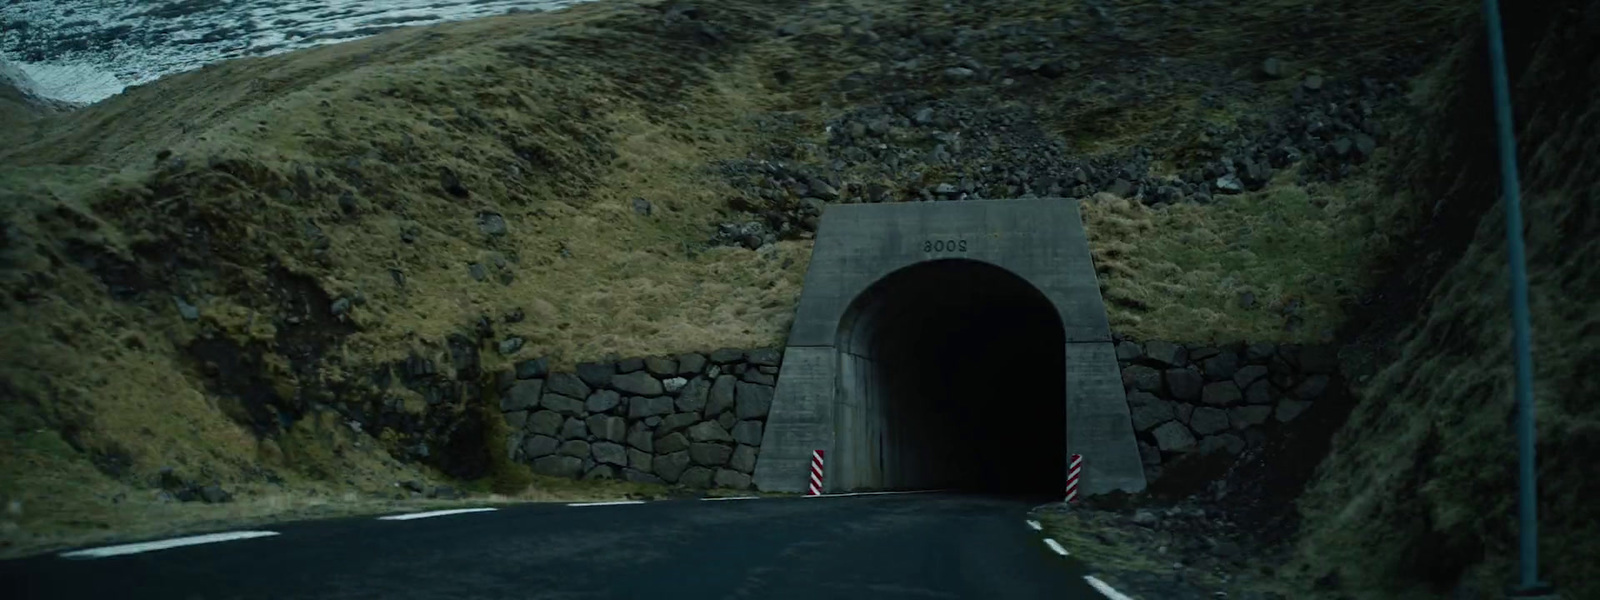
475;380;533;496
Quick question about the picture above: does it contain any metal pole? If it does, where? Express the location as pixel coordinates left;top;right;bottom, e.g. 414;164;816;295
1480;0;1553;596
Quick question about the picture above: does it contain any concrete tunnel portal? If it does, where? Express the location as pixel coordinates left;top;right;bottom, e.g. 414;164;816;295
834;259;1066;494
751;198;1148;498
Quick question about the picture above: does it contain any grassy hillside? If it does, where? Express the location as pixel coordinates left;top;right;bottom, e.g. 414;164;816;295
7;3;1577;594
1285;2;1600;597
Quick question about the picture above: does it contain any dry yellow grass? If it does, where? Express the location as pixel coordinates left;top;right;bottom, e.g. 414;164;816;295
1081;162;1393;344
1;0;816;557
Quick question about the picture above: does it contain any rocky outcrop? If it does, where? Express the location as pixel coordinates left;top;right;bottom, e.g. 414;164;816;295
1118;339;1342;485
498;348;780;490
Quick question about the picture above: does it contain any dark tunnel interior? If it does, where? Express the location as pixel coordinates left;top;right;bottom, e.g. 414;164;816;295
835;259;1066;496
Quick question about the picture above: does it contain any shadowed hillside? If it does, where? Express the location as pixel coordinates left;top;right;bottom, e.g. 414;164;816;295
2;1;1593;597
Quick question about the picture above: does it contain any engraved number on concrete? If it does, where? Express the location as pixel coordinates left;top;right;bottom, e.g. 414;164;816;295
922;239;968;253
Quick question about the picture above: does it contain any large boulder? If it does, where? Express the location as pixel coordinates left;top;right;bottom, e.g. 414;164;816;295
1165;368;1204;401
628;449;654;473
1202;351;1241;381
1152;422;1197;453
1201;382;1242;406
626;423;654;451
527;411;564;436
705;375;737;416
675;377;712;413
745;348;782;367
1233;365;1269;388
576;361;617;388
1126;391;1162;406
731;420;764;446
1243;379;1276;405
532;455;584;478
688;420;735;443
690;443;733;467
587;415;626;442
541;393;585;416
656;432;691;454
740;369;777;385
559;418;588;440
729;445;759;473
1129;400;1175;431
655;451;692;482
1189;407;1230;435
585;389;622;413
592;442;628;467
521;435;560;458
657;412;701;434
680;467;715;488
502;379;542;411
545;372;591;399
558;440;590;458
677;353;708;376
1244;343;1277;363
645;356;679;377
1115;341;1144;362
709;348;746;363
1122;365;1163;392
613;371;665;396
734;382;774;419
504;410;530;430
1143;341;1186;367
627;396;674;419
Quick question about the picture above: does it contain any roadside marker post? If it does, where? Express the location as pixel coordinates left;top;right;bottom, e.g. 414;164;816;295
807;449;825;496
1066;454;1083;503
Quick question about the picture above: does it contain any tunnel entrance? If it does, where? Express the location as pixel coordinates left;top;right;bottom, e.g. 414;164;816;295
833;259;1067;496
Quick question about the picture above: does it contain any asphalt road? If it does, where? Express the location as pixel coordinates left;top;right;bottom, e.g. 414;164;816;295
2;492;1105;600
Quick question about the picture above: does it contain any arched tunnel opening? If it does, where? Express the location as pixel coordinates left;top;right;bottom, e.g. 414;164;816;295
834;259;1067;497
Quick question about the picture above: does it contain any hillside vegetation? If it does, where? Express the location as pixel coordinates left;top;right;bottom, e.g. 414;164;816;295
1287;1;1600;597
3;0;1593;597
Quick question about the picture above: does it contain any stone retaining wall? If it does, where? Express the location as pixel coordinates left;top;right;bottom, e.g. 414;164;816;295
494;348;781;490
1115;339;1342;484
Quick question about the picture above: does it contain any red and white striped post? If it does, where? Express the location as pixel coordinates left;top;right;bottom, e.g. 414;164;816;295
1066;453;1083;503
807;449;826;496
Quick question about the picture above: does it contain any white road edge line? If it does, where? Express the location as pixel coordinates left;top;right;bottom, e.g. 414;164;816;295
1025;520;1043;531
567;500;647;507
1084;575;1136;600
59;531;280;559
802;489;950;498
1042;538;1069;556
377;508;498;521
701;496;761;501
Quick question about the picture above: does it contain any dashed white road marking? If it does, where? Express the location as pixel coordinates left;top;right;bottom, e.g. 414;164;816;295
1042;538;1069;556
566;500;646;507
802;489;951;498
377;508;498;521
1025;520;1043;531
701;496;761;501
59;531;280;559
1084;575;1136;600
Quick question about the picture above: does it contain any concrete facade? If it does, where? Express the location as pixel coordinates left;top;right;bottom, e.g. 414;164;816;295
752;198;1147;497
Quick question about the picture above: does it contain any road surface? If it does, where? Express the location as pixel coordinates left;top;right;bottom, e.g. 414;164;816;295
3;492;1107;599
